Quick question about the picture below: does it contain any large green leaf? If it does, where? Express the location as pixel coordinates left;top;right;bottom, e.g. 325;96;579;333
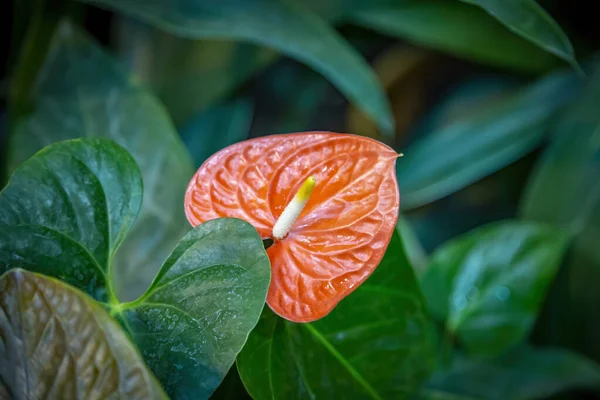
118;218;271;399
422;346;600;400
521;64;600;360
0;269;167;399
351;0;558;73
459;0;579;70
8;22;194;300
181;99;254;168
420;221;568;357
79;0;394;135
115;18;276;126
396;67;580;210
237;232;436;399
1;137;272;398
0;138;141;302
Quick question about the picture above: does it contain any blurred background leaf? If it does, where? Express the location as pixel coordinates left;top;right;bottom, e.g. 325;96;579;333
79;0;395;134
522;63;600;363
421;221;568;357
350;0;560;73
396;67;581;210
459;0;580;71
421;345;600;400
180;98;254;168
113;18;276;127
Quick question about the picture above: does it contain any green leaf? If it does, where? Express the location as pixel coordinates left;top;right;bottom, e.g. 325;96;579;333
0;138;141;302
181;99;253;168
115;18;276;126
0;269;167;399
521;64;600;360
423;346;600;400
7;22;195;300
421;221;568;357
351;0;558;73
118;218;271;399
237;232;436;399
1;137;272;398
396;67;581;210
459;0;579;71
78;0;394;135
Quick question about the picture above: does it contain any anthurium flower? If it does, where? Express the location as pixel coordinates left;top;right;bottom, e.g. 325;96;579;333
184;132;400;322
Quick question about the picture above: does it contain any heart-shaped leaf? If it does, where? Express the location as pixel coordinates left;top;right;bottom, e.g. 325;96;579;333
0;269;167;399
0;137;141;302
77;0;394;135
8;22;194;300
396;67;581;210
237;231;436;399
350;0;558;73
420;221;568;357
424;345;600;400
184;132;400;322
118;218;270;399
1;138;272;398
459;0;579;71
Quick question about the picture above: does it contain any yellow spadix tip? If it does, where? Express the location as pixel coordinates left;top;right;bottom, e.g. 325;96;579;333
296;176;316;202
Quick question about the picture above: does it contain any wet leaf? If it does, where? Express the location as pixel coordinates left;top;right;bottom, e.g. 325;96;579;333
421;221;568;357
118;218;271;399
80;0;394;135
1;137;272;399
0;138;141;302
237;231;436;399
460;0;579;71
351;0;559;73
0;269;167;399
422;346;600;400
397;67;581;210
184;133;400;322
7;22;194;300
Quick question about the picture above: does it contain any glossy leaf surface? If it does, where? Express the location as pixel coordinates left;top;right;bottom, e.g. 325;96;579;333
0;269;167;399
0;138;141;302
119;218;270;399
80;0;394;134
421;221;568;356
522;64;600;360
460;0;578;69
237;232;435;399
185;132;400;322
8;22;194;300
351;0;558;73
424;346;600;400
1;138;271;398
396;67;580;210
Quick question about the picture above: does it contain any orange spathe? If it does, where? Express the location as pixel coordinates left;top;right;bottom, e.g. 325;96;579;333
184;132;400;322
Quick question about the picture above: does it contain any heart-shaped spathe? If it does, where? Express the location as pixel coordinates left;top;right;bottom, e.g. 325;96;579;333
184;132;400;322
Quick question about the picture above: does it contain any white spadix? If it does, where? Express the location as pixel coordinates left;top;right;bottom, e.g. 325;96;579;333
272;176;316;240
